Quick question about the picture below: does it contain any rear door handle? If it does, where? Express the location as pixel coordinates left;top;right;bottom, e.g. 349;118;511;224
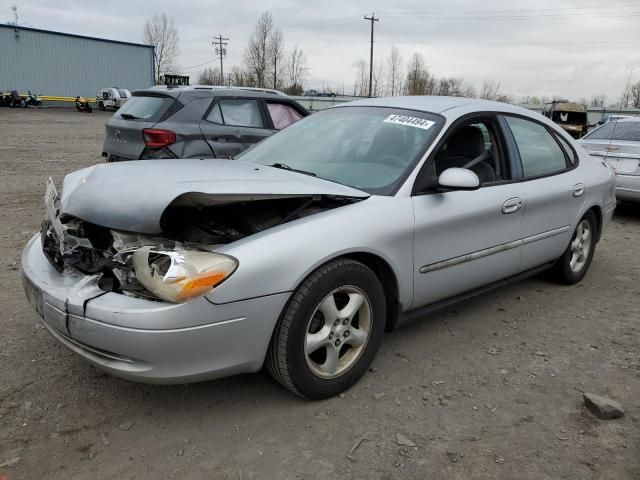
502;197;523;214
573;183;585;197
212;136;232;142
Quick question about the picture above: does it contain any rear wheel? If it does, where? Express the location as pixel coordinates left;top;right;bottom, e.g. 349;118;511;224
552;211;597;284
266;259;385;399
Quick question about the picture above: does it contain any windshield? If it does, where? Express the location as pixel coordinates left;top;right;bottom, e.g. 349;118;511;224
584;121;640;142
237;106;442;195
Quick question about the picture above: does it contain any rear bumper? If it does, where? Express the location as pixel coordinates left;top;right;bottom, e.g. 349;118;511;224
615;174;640;202
21;234;290;384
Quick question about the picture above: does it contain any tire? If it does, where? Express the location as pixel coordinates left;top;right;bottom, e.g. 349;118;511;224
99;102;105;111
266;258;386;399
551;210;597;285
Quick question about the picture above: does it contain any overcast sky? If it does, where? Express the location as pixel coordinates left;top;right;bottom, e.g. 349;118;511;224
5;0;639;102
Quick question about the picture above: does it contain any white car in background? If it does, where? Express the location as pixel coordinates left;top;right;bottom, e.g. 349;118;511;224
580;117;640;202
97;87;131;111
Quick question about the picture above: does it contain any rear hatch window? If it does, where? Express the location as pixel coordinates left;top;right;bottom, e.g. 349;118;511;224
585;121;640;142
114;94;176;122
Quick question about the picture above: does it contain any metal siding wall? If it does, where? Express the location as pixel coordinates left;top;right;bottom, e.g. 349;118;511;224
0;26;154;98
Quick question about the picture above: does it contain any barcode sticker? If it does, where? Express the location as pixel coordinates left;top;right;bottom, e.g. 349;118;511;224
383;114;435;131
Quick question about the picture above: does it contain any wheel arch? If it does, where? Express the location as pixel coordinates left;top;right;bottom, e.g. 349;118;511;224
586;205;603;242
338;252;401;332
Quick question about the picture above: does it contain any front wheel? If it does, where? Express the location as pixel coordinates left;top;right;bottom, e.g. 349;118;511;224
552;211;597;284
266;259;386;399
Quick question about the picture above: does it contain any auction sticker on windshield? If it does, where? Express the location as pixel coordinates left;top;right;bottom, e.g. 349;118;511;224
384;114;435;131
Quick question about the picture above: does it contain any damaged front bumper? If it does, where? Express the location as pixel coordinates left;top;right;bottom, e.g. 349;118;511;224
21;234;290;383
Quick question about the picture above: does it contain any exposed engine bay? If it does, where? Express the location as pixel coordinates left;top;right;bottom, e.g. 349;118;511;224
42;179;362;300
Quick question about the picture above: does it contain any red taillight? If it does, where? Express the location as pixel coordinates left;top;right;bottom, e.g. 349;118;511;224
143;129;176;148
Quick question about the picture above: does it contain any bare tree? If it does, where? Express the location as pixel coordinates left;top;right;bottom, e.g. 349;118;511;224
268;27;285;89
285;45;308;95
386;46;402;96
143;13;180;84
244;12;276;88
590;94;607;108
197;67;221;85
480;80;501;100
373;62;385;96
353;59;369;96
405;53;430;95
435;78;454;96
629;81;640;108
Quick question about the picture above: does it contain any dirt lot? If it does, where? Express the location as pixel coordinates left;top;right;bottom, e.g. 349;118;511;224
0;108;638;480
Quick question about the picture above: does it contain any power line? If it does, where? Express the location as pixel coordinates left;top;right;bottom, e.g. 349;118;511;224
364;13;379;97
181;58;218;72
380;12;640;21
376;40;638;46
213;34;229;85
379;3;639;17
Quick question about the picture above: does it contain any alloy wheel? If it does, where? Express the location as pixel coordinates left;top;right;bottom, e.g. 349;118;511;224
569;219;592;273
304;286;372;379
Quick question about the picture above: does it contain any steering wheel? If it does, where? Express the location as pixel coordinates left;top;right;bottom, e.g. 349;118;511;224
375;154;406;169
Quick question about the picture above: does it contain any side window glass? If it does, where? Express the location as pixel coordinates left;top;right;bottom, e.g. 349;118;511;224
505;117;568;177
206;103;223;124
266;102;303;129
554;133;577;165
433;120;507;185
207;99;264;128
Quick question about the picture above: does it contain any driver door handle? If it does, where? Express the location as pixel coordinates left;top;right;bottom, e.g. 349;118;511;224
502;197;523;214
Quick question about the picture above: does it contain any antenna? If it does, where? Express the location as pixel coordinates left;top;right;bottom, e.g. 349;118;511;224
606;66;635;153
11;4;19;39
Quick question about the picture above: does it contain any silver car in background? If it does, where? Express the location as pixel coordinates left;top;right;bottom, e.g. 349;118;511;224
22;97;616;399
580;117;640;202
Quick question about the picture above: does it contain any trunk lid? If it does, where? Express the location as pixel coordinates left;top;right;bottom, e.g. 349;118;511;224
59;159;369;234
580;139;640;174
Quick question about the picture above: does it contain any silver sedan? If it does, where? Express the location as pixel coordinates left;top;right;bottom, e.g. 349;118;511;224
22;97;616;398
580;117;640;202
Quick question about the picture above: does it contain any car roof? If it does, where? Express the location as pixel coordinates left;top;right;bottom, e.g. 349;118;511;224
332;96;550;121
142;85;289;99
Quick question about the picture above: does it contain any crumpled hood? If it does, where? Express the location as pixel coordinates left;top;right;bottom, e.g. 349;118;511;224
59;159;369;234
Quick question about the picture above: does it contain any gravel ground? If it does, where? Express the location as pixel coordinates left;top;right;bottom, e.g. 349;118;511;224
0;108;638;480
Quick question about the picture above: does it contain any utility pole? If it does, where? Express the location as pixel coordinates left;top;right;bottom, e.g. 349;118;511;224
212;34;229;86
364;13;379;97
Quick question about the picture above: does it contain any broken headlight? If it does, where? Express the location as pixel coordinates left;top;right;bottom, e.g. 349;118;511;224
132;246;238;303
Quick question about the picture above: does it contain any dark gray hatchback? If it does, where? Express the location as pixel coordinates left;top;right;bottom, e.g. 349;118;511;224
102;86;309;161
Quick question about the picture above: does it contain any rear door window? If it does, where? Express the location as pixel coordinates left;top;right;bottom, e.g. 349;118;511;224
266;102;304;129
206;99;264;128
505;116;568;178
115;95;174;122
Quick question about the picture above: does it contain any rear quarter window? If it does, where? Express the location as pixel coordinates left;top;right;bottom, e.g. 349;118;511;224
266;102;304;129
115;95;175;122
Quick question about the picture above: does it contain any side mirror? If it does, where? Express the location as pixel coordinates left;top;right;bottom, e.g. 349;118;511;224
438;168;480;190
